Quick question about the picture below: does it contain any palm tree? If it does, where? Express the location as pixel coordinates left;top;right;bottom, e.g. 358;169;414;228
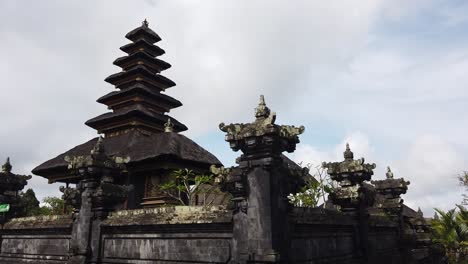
432;206;468;263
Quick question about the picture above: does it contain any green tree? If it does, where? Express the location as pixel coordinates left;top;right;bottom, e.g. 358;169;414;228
288;164;333;207
160;168;213;206
18;188;41;216
459;171;468;205
39;196;71;215
432;205;468;263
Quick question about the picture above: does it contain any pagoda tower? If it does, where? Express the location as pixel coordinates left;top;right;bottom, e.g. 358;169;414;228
33;21;222;208
86;19;187;136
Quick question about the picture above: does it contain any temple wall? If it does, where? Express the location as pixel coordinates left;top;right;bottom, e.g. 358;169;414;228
0;206;405;263
289;208;401;264
99;206;233;263
0;215;72;263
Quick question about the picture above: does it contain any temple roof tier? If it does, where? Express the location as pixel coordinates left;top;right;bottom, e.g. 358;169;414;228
125;19;162;44
120;39;165;57
104;65;175;90
97;84;182;112
32;130;222;182
85;105;187;134
113;51;171;73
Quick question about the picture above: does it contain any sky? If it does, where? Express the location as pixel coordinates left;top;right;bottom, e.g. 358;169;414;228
0;0;467;216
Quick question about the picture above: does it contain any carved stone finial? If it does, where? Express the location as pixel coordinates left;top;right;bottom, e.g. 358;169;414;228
142;19;149;27
91;136;105;156
255;95;271;119
343;143;354;160
2;157;12;173
164;118;174;132
386;166;394;179
417;207;423;217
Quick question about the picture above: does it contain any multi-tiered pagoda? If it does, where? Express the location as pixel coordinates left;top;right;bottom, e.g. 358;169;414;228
86;19;187;136
33;21;222;208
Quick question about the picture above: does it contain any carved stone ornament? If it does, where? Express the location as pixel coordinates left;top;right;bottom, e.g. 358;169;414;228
219;95;304;153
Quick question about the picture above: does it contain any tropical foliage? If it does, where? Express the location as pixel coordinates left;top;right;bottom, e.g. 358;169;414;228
18;189;70;216
432;205;468;263
288;164;333;207
160;168;214;206
459;171;468;205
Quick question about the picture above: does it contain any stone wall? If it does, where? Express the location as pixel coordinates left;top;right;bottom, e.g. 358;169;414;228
0;215;72;263
99;206;233;263
0;206;410;264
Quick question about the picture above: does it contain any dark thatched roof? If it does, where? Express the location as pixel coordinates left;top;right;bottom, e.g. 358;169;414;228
85;105;188;132
125;23;162;43
32;130;222;178
96;84;182;109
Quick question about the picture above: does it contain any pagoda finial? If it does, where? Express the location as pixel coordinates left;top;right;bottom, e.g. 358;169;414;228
386;166;394;179
164;118;174;132
343;143;354;160
142;19;149;27
255;95;271;119
2;157;12;173
433;211;439;220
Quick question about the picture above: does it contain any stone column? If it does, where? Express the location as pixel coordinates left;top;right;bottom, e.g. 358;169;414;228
322;144;376;262
65;137;131;264
371;167;409;221
219;95;304;263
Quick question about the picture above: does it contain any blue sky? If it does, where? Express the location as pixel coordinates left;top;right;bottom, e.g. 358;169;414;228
0;0;467;216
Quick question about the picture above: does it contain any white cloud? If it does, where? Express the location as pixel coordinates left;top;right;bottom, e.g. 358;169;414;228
0;1;466;213
290;133;465;216
392;135;465;215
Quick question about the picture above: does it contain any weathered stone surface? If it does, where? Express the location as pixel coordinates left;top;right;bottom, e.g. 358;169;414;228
103;205;232;226
3;214;72;230
101;233;231;263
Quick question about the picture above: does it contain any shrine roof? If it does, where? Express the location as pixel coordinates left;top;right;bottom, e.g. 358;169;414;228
32;130;222;178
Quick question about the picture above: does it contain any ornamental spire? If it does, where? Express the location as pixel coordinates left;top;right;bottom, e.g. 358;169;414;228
164;118;174;132
343;143;354;161
2;157;12;173
386;166;394;179
255;95;271;119
142;18;149;27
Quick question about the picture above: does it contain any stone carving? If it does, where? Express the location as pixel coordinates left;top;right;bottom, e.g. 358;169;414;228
322;143;376;213
220;95;304;153
164;118;174;132
371;166;410;216
65;137;132;264
386;166;394;179
60;185;82;209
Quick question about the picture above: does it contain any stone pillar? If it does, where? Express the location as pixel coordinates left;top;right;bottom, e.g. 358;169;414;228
65;137;131;264
322;144;376;262
371;167;409;222
219;95;304;263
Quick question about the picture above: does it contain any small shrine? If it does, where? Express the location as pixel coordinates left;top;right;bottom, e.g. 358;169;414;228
0;158;31;222
32;21;222;208
371;166;410;216
322;143;376;213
